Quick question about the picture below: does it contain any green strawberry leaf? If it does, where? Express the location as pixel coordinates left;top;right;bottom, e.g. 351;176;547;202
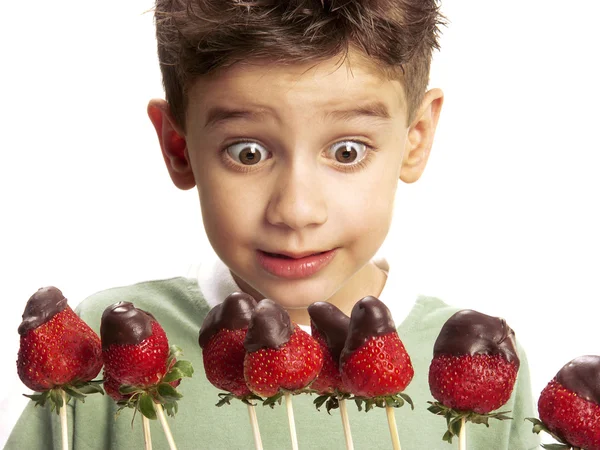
161;368;182;383
167;345;183;367
215;391;263;407
138;394;157;420
428;401;512;443
74;383;105;395
442;430;453;443
398;393;414;410
352;394;414;412
468;414;490;426
164;401;178;417
23;392;50;407
162;359;193;382
541;445;573;450
172;360;193;377
355;398;364;412
325;396;340;414
157;383;183;402
262;392;284;409
49;389;64;411
169;345;183;359
63;386;87;401
526;417;574;448
313;394;330;411
240;394;263;406
119;385;142;395
427;403;445;415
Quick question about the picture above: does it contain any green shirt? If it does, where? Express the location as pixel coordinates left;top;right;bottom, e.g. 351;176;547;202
6;277;540;449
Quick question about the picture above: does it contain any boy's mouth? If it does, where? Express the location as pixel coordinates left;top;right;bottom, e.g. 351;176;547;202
256;249;337;279
262;250;327;260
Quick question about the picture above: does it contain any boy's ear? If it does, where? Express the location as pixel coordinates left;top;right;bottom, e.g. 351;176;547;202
400;88;444;183
147;99;196;190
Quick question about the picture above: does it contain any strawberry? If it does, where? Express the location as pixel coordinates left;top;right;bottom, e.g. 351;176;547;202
17;287;103;409
339;296;414;412
307;302;351;411
199;292;260;405
101;302;193;418
103;318;170;387
243;299;323;403
528;355;600;450
427;309;519;442
103;374;130;402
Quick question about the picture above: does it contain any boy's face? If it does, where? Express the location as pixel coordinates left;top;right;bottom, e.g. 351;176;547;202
150;52;442;312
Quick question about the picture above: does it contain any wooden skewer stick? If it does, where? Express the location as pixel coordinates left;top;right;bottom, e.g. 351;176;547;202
246;403;263;450
142;415;153;450
339;398;354;450
154;403;177;450
60;390;68;450
284;393;299;450
385;406;401;450
458;417;466;450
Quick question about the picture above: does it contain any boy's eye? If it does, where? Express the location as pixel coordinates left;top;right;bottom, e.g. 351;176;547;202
328;141;368;164
226;142;269;165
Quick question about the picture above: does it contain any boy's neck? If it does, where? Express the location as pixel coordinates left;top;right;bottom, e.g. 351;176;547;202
232;262;387;326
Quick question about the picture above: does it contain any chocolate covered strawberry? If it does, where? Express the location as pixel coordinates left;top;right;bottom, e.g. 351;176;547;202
199;292;261;405
528;355;600;450
243;299;323;403
17;286;104;408
101;302;192;418
340;296;414;411
428;309;519;442
308;302;350;411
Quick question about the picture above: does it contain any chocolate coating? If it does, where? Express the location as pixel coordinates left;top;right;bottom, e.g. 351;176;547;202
556;355;600;405
198;292;257;348
243;299;293;353
100;302;155;348
308;302;350;361
340;296;396;363
18;286;68;335
433;309;520;368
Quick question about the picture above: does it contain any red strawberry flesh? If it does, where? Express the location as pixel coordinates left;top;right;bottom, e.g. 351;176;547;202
429;309;520;413
198;292;257;397
308;302;350;394
243;299;323;398
203;328;252;397
309;328;345;394
198;292;256;348
429;353;518;414
101;302;169;388
340;296;413;398
341;332;413;397
17;287;102;392
538;355;600;450
244;325;323;397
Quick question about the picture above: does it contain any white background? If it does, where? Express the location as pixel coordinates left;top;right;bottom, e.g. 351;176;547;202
1;1;599;447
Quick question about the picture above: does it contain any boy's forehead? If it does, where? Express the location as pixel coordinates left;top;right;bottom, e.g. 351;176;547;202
186;53;408;124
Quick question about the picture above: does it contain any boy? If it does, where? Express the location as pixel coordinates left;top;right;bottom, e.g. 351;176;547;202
7;0;540;449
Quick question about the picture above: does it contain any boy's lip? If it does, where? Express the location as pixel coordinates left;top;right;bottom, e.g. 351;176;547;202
256;249;337;279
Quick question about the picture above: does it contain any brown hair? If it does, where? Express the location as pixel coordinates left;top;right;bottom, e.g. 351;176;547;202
154;0;444;129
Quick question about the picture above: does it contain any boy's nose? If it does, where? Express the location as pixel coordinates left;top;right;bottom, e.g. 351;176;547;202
265;168;328;230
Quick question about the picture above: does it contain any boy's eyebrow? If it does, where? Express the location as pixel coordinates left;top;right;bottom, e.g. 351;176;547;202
323;101;392;122
203;101;392;129
203;107;272;129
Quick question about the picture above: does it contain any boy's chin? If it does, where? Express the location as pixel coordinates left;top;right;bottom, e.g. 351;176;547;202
232;272;337;309
256;291;322;310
